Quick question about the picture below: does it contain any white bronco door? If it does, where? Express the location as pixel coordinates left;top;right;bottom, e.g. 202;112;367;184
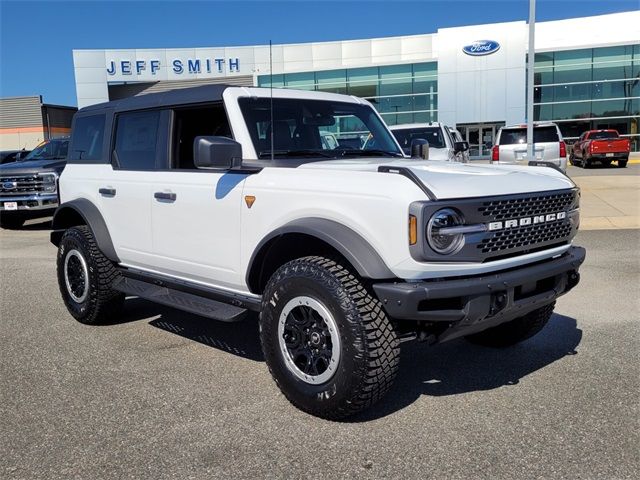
149;171;247;290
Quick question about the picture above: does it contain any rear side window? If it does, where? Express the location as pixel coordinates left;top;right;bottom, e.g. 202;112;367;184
499;126;559;145
114;111;160;170
69;114;105;161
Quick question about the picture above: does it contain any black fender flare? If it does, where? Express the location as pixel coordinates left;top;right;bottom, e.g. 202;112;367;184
247;218;395;290
50;199;119;263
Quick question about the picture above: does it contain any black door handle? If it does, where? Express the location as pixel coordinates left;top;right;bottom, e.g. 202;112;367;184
154;192;177;201
99;187;116;196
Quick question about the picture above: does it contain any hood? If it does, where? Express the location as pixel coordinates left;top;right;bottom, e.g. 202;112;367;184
0;158;66;176
298;158;574;199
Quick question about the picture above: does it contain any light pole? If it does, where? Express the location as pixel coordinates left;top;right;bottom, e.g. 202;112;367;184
527;0;536;160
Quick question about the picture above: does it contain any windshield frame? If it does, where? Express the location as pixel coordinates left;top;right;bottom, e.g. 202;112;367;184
235;95;404;164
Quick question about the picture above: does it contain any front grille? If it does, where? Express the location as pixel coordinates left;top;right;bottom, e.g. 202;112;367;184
411;188;580;264
0;174;49;195
478;220;573;254
478;191;576;221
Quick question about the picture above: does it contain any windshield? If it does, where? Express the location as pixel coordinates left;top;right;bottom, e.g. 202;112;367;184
23;139;68;161
238;97;402;159
392;127;446;152
499;126;559;145
590;131;618;140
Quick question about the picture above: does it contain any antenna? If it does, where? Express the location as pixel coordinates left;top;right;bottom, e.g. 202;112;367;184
269;40;274;162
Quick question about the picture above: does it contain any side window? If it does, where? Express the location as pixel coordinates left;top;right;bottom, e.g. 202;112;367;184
69;114;105;161
172;104;232;169
114;110;160;170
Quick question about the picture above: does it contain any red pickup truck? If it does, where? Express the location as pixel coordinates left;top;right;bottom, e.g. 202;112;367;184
570;129;630;168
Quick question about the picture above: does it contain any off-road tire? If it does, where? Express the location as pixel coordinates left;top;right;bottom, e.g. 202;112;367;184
618;159;628;168
57;225;124;325
0;215;25;229
465;302;555;348
260;256;400;420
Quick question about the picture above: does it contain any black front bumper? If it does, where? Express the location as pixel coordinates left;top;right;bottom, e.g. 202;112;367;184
373;246;585;342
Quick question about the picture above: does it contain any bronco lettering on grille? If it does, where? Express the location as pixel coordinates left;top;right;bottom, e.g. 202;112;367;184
488;211;567;231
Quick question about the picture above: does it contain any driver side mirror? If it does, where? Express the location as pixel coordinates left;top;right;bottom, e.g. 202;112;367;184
194;136;243;170
454;141;469;153
410;138;430;159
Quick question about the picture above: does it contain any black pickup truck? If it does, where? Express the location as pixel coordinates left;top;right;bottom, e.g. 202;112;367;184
0;137;68;229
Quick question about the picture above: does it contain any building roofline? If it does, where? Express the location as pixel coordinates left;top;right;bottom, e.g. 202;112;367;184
71;10;639;55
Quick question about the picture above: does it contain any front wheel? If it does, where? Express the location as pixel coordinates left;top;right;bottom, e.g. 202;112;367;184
465;302;555;348
260;256;400;420
57;225;124;324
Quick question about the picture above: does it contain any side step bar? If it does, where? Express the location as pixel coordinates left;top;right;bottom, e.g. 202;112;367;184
113;276;249;322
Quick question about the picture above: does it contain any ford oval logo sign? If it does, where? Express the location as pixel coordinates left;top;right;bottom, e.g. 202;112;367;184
2;181;16;190
462;40;501;56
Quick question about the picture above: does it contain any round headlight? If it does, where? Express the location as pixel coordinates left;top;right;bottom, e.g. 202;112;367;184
427;208;465;255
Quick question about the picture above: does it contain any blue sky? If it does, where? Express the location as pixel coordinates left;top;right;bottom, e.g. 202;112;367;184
1;0;637;106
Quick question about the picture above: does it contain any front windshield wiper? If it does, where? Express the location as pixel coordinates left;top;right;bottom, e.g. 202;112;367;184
258;149;336;159
337;149;404;158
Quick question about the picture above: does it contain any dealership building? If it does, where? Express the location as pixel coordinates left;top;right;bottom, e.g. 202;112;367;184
73;11;640;156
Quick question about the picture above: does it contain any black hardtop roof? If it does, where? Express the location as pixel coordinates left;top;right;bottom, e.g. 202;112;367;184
78;84;231;114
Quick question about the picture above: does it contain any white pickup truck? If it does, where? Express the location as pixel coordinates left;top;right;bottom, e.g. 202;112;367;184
389;122;470;162
51;86;585;419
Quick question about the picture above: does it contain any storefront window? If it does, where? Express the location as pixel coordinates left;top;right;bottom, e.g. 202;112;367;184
552;101;591;120
258;74;284;88
534;67;553;86
260;61;438;127
284;72;315;90
592;62;635;81
534;52;554;68
554;48;592;66
315;69;347;94
591;99;627;117
379;64;412;96
412;94;437;111
554;83;591;102
592;45;634;64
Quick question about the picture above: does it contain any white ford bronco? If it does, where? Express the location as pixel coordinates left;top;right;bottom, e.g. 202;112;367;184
51;86;585;420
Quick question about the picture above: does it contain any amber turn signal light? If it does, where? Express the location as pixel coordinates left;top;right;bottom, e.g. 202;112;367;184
409;215;418;245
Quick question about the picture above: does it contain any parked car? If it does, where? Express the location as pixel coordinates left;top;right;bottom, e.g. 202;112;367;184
50;86;584;420
491;123;568;172
0;149;31;164
570;129;630;168
389;122;469;162
0;137;69;229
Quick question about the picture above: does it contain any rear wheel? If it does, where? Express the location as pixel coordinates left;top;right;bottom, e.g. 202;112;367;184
465;302;555;348
260;256;400;420
602;159;612;167
569;151;575;166
57;225;124;324
618;159;628;168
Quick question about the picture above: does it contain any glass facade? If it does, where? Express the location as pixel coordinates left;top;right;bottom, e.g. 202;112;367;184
534;44;640;151
258;62;438;125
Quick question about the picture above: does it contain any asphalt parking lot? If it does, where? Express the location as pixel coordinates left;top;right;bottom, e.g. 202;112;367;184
1;166;639;479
